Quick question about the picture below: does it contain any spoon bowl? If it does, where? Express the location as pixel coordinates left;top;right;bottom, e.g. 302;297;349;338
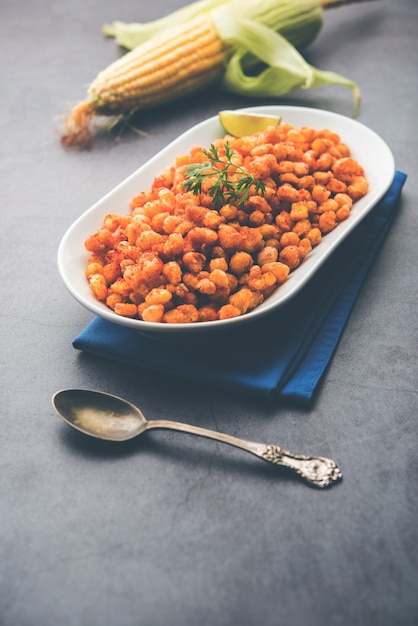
52;389;342;488
53;389;148;441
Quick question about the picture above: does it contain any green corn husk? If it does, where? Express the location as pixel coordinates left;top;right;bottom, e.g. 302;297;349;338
211;1;360;110
103;0;231;49
105;0;321;52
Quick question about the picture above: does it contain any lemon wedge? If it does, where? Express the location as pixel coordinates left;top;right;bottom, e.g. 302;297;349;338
218;110;282;137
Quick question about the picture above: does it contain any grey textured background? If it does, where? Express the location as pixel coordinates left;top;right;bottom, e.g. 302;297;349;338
1;1;417;625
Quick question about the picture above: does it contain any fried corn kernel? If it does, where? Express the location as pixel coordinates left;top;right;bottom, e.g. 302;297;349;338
275;210;294;231
88;273;108;301
85;260;104;278
209;257;228;272
218;304;242;320
145;288;172;305
257;246;278;266
306;227;322;247
292;218;311;237
289;201;309;221
279;245;301;269
336;206;351;222
162;261;182;285
348;176;369;200
229;251;253;275
198;304;219;322
182;251;206;273
298;238;313;260
114;302;138;318
140;303;165;323
280;232;300;247
106;292;123;310
228;288;254;314
84;122;368;323
319;211;338;233
163;304;199;324
262;262;290;284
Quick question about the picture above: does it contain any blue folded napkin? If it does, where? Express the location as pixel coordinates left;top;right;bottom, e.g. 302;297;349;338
73;171;406;403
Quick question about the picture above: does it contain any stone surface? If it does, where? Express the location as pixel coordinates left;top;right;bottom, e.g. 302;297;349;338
1;1;417;625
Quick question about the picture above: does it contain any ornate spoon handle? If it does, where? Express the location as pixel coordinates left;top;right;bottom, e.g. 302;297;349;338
259;444;342;488
146;420;342;488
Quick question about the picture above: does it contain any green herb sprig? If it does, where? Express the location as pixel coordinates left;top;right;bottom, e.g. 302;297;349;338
182;142;266;210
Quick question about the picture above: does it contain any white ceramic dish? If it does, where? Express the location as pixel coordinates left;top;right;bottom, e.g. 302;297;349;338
58;105;395;338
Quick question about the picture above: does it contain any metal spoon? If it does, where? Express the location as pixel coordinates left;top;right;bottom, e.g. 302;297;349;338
52;389;342;488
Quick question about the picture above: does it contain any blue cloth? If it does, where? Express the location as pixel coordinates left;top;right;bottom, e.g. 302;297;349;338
73;171;406;403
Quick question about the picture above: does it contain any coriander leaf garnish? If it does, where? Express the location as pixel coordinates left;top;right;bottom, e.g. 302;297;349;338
182;142;266;209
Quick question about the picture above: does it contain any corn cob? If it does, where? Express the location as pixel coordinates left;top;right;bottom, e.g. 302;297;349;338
60;0;371;149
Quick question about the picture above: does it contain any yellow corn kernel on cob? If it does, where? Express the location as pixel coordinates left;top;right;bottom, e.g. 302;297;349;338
92;15;225;116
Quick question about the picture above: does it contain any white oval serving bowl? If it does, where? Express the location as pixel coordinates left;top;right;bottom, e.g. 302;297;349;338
58;105;395;339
